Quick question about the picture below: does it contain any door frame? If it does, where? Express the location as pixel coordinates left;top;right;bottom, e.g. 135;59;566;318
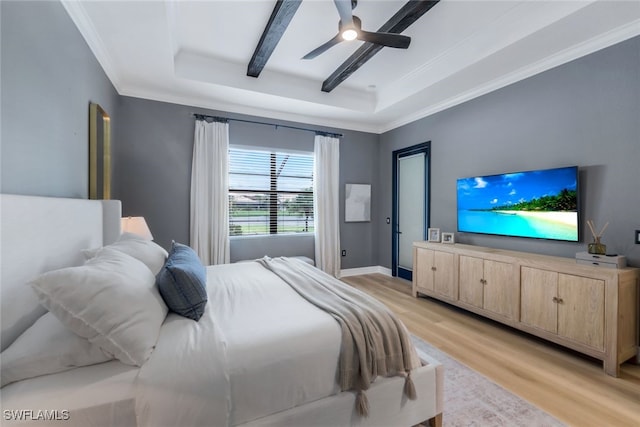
392;141;431;280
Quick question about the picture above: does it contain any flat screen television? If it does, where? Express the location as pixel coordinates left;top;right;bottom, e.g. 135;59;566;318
456;166;579;242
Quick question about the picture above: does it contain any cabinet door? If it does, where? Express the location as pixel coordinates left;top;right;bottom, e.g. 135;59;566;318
434;251;456;299
415;248;434;292
520;267;558;334
558;274;605;350
483;260;517;319
459;255;484;308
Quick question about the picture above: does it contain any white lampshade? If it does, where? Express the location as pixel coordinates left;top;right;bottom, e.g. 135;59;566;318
121;216;153;240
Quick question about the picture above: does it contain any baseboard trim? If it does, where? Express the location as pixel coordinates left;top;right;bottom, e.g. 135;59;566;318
340;266;392;278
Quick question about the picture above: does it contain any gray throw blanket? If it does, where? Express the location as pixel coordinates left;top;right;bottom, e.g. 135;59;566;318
258;257;421;416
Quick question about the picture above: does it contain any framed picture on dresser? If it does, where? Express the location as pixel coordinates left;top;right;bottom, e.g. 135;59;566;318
427;228;440;242
442;232;455;244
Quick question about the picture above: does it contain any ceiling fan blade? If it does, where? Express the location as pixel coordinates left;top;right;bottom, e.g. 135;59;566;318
302;34;343;59
357;31;411;49
333;0;353;27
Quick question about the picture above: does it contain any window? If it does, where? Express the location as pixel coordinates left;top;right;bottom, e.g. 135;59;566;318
229;147;314;236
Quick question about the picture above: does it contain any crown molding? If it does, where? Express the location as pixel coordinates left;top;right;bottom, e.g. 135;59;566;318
118;84;382;135
119;18;640;136
379;19;640;134
61;0;121;93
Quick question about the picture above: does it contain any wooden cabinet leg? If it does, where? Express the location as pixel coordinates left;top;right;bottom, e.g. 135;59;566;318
427;413;443;427
603;358;620;378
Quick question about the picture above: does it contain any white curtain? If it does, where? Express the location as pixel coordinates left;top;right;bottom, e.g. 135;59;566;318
190;120;230;265
314;134;341;277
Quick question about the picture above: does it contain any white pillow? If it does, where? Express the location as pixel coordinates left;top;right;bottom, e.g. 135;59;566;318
83;232;168;275
29;247;168;366
0;312;113;387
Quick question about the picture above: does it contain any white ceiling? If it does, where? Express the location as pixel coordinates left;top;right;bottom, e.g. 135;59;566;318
63;0;640;134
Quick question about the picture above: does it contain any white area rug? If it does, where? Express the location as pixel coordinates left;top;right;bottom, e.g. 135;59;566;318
411;336;565;427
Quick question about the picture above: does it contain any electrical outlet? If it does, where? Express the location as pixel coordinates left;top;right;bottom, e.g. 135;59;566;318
635;230;640;244
341;250;347;257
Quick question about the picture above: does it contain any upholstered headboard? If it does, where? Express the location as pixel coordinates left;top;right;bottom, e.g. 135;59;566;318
0;194;122;351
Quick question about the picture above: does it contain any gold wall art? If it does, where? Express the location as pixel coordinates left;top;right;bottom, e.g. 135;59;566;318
89;102;111;199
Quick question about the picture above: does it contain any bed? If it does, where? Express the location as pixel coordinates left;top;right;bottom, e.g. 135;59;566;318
1;194;443;427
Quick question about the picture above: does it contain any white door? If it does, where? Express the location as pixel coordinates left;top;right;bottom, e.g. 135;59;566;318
396;150;428;280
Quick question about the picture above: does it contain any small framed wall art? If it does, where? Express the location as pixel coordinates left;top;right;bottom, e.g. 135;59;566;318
442;232;455;244
427;228;441;242
345;184;371;222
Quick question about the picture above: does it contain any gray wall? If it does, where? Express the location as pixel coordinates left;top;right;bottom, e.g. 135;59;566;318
114;96;379;268
377;36;640;268
1;1;119;198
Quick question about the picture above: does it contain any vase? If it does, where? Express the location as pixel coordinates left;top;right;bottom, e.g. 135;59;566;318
588;237;606;255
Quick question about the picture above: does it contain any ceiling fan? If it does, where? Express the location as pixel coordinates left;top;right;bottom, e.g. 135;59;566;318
302;0;411;60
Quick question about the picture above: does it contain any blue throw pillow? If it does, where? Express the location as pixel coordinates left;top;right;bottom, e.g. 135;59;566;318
156;241;208;321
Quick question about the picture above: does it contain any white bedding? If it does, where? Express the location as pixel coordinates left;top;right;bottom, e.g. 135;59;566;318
136;261;342;426
1;259;442;427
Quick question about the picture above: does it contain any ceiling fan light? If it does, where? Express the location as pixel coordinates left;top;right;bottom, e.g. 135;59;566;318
342;29;358;41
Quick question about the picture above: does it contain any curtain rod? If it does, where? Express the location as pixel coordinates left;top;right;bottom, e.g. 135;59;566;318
192;113;343;138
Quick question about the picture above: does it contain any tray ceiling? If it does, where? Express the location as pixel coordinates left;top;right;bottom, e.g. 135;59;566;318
62;0;640;133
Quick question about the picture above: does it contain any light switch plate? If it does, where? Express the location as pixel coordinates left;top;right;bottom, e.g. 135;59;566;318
635;229;640;244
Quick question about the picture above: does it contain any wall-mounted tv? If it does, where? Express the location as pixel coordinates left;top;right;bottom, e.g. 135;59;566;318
457;166;579;242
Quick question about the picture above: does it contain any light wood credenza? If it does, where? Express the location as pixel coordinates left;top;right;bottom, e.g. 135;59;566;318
412;242;639;377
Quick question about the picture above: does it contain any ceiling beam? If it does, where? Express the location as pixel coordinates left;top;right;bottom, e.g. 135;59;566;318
321;0;440;93
247;0;302;78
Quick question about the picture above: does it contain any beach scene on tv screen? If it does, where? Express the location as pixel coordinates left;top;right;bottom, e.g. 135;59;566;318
457;167;578;241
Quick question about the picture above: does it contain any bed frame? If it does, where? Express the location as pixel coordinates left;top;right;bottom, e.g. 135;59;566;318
0;194;443;427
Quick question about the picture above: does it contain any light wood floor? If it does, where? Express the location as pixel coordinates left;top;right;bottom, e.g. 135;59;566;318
342;273;640;427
